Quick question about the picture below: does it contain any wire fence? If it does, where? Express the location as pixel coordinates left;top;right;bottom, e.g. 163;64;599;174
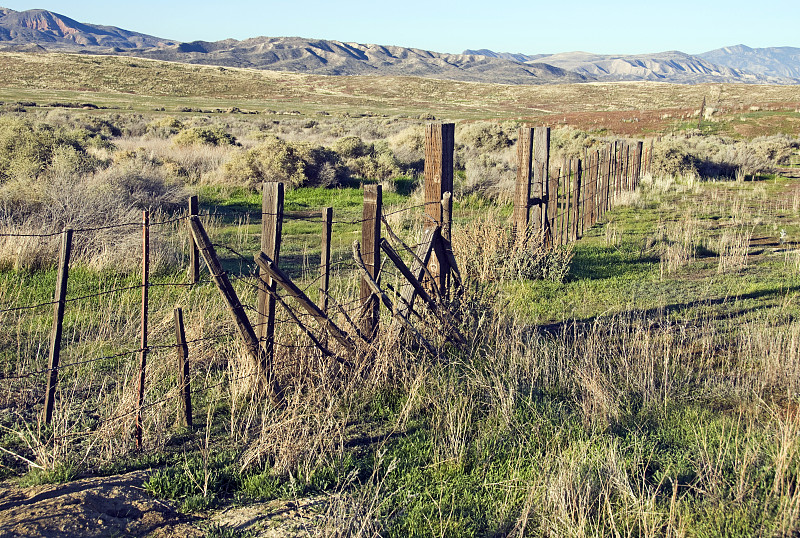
0;129;654;464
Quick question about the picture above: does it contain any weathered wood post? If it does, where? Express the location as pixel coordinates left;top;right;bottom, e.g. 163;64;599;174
634;141;644;189
320;207;333;318
43;228;72;425
174;307;192;428
188;195;200;284
135;211;149;449
514;126;534;236
548;168;559;247
533;126;551;240
424;122;454;296
190;217;264;372
258;182;283;359
572;160;582;241
564;160;573;245
614;140;623;198
360;185;381;340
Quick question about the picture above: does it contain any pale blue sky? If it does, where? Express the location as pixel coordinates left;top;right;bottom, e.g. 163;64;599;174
2;1;797;56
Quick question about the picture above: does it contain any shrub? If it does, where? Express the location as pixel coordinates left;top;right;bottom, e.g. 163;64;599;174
224;136;342;189
147;116;185;138
0;117;100;183
173;126;237;147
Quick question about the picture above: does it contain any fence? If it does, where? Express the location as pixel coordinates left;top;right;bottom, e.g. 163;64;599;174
0;122;649;456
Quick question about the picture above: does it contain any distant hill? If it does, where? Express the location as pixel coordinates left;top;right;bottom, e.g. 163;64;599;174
699;44;800;80
0;7;176;49
130;37;589;84
0;6;798;86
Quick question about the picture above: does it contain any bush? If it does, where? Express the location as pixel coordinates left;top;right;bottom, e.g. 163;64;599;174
173;126;237;147
224;136;342;189
0;117;101;183
147;116;184;138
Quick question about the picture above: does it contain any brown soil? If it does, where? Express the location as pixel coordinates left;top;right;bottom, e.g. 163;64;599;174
0;471;326;538
0;471;202;538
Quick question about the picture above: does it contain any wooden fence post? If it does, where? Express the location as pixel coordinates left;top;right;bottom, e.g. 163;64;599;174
572;160;582;241
190;217;265;373
565;160;573;245
174;307;192;428
615;140;623;198
257;182;283;359
424;122;454;295
320;207;333;318
188;195;199;284
43;228;72;425
136;211;149;450
514;126;533;236
634;141;644;189
649;138;655;176
533;126;551;239
548;168;559;247
360;185;381;340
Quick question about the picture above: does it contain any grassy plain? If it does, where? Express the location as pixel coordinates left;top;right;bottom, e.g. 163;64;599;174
2;50;800;536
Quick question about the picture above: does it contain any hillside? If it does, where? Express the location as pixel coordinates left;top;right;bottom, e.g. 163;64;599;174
0;7;798;86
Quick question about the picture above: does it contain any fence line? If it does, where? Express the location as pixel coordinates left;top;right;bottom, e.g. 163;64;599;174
1;121;651;453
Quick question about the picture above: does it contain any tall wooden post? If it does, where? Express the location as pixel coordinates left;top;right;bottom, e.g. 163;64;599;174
360;185;381;340
634;141;644;189
572;160;582;241
174;307;192;428
135;211;149;450
514;126;534;236
43;228;72;425
424;123;454;294
615;141;623;198
548;168;559;247
320;207;333;316
188;195;199;284
258;182;283;359
533;126;551;238
564;160;572;245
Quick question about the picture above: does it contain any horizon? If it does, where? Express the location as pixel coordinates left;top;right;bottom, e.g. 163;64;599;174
0;1;797;57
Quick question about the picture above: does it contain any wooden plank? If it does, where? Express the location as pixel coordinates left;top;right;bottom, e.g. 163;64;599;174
533;126;551;236
257;182;283;357
360;185;381;340
174;307;192;428
43;228;72;425
424;123;454;294
396;226;438;318
254;252;355;354
190;216;262;368
381;239;465;345
353;241;438;356
514;126;533;235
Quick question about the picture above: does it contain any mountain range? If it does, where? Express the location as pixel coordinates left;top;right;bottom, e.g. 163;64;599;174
0;6;798;86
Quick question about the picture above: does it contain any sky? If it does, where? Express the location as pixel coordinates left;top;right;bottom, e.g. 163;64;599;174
1;0;798;56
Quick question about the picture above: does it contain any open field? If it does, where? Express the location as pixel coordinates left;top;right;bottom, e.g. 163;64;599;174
1;51;800;135
1;54;800;536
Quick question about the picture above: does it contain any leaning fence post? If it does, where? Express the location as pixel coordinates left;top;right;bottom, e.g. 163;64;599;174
188;195;199;284
360;185;381;340
514;126;534;237
634;141;644;189
424;122;454;296
135;210;149;450
43;228;72;425
257;182;283;359
174;307;192;428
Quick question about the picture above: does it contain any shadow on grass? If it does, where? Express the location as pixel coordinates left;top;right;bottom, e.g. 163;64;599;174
537;283;800;337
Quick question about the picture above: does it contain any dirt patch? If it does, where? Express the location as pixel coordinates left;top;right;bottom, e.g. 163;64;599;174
209;495;327;537
0;471;330;538
0;471;202;538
